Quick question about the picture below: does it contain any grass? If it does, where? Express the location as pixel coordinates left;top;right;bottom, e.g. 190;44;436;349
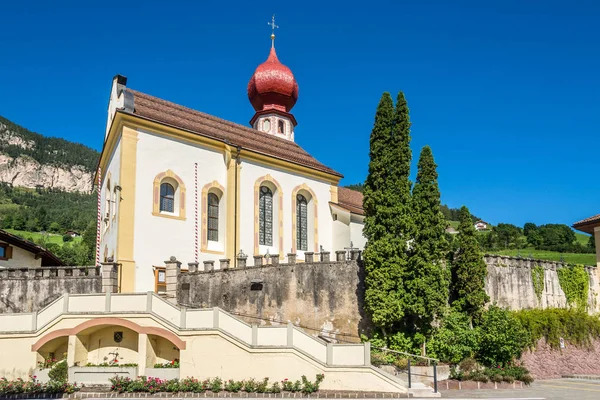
4;229;82;247
491;248;595;266
448;220;460;229
576;232;591;246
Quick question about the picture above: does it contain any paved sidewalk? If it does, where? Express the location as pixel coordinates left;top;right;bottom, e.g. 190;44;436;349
432;378;600;400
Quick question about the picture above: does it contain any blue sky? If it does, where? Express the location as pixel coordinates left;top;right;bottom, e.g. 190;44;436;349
1;0;598;227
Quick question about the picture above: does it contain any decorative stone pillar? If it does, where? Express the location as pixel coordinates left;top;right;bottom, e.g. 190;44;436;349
220;259;230;270
287;253;297;264
237;254;248;268
320;251;331;262
305;252;315;263
335;250;346;262
101;262;120;293
187;262;199;273
271;254;280;265
203;260;215;272
350;250;361;261
165;256;181;304
253;255;263;267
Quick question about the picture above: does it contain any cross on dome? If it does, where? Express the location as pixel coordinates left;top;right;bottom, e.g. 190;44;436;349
268;14;279;47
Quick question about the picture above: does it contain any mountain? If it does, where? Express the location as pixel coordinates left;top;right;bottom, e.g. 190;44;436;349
0;116;99;193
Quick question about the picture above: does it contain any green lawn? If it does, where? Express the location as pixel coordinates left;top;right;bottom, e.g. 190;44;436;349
491;248;595;266
576;232;591;246
4;229;82;246
448;220;460;229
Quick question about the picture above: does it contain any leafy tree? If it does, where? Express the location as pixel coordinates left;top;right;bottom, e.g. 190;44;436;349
537;224;576;247
440;204;481;223
12;207;27;230
363;92;413;334
404;146;449;337
427;310;479;364
49;221;61;233
589;234;596;251
492;223;523;249
450;206;489;324
476;305;530;367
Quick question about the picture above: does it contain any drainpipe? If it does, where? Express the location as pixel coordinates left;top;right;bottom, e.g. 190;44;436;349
234;146;241;267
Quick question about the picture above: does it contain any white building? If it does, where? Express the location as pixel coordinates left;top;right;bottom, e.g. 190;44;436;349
98;42;365;293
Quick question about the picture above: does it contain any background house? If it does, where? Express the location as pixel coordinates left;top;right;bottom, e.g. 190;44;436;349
0;229;64;268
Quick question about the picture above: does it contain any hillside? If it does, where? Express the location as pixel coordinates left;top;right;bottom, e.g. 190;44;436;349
0;116;99;193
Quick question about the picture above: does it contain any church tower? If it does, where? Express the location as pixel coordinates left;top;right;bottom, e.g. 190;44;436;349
247;19;299;141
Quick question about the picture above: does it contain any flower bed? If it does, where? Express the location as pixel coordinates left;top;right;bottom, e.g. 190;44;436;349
110;374;325;394
0;377;79;396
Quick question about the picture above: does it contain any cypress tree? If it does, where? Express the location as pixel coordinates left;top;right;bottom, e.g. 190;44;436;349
451;206;489;324
404;146;449;336
363;92;413;334
389;92;414;238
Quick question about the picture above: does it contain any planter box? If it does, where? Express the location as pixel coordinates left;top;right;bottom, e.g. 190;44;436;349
144;368;180;380
32;368;51;383
68;366;138;385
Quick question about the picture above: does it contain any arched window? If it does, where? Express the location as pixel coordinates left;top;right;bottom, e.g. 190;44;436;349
207;193;219;242
278;120;284;134
259;186;273;246
296;194;308;251
263;119;271;132
160;183;175;213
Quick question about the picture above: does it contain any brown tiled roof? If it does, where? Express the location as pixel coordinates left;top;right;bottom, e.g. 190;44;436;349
335;187;364;215
0;229;64;266
126;90;342;178
573;213;600;234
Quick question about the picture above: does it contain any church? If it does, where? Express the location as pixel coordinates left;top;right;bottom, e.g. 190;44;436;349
97;34;366;293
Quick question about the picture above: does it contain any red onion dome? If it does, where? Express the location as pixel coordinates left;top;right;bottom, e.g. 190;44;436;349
248;47;299;113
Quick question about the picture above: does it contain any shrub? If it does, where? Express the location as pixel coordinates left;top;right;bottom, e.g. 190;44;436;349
476;306;530;367
108;375;326;394
514;308;600;349
270;382;281;393
256;378;270;393
458;357;478;374
48;360;68;383
0;377;79;395
153;359;179;368
301;374;324;394
208;377;223;392
224;379;243;392
242;378;258;393
427;310;479;364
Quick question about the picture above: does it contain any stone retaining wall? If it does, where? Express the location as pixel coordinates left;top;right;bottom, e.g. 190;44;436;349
484;255;599;312
0;266;101;313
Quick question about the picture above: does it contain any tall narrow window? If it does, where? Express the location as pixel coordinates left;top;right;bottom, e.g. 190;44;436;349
278;120;284;134
160;183;175;212
296;194;308;251
259;186;273;246
207;193;219;242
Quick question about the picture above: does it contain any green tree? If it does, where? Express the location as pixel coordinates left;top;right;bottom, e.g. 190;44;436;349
363;92;413;334
476;305;530;367
451;206;489;324
427;310;479;364
589;234;596;251
404;146;449;337
492;223;523;249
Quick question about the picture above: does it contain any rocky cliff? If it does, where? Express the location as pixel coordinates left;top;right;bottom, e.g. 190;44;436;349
0;117;98;193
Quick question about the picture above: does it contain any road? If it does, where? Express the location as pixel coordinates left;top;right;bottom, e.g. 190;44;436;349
434;378;600;400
